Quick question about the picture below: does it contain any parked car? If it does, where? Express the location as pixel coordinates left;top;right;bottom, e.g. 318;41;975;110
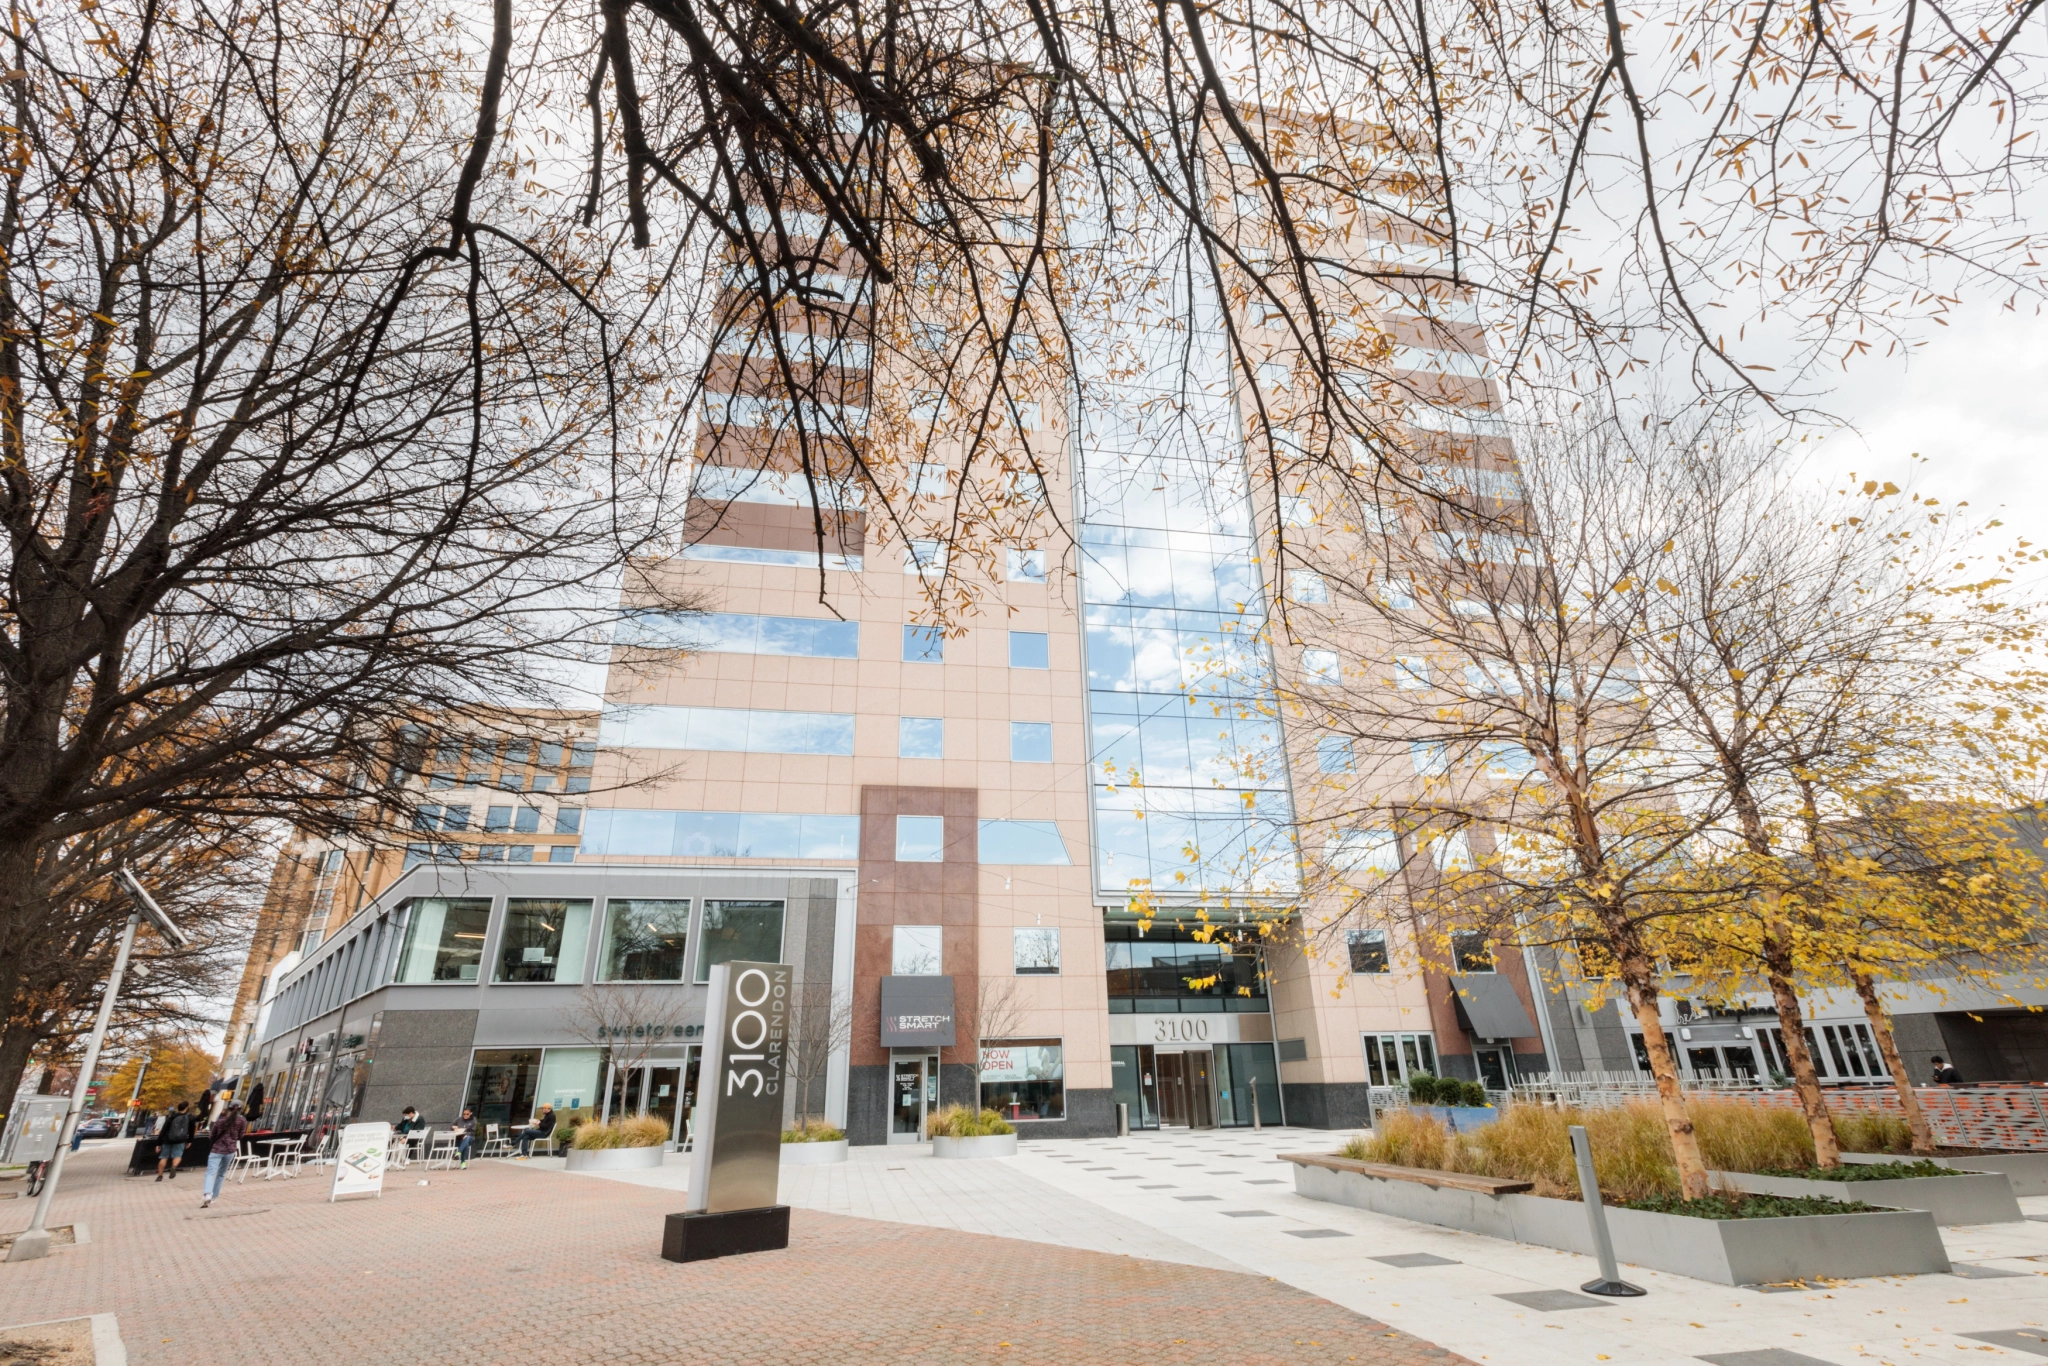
74;1116;120;1139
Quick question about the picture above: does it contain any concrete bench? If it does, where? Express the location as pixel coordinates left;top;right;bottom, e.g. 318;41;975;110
1281;1152;1535;1195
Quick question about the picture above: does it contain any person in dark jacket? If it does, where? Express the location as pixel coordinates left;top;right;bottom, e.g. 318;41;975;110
515;1105;556;1158
200;1102;248;1208
154;1102;194;1182
244;1081;266;1124
450;1109;477;1168
1932;1055;1964;1084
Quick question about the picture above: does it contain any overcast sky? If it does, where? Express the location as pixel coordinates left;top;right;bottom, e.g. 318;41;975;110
1809;297;2048;559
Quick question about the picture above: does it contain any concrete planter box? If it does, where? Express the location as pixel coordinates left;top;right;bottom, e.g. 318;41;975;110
1288;1155;1950;1286
1842;1151;2048;1196
780;1139;849;1166
1713;1168;2023;1224
931;1133;1019;1159
564;1145;665;1172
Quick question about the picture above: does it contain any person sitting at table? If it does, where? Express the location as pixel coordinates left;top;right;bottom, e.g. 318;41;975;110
450;1109;477;1168
391;1107;424;1164
515;1105;556;1159
154;1102;194;1182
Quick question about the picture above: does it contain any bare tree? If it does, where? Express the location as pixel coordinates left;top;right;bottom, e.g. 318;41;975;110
943;973;1026;1112
783;977;852;1127
0;0;694;1099
560;984;697;1122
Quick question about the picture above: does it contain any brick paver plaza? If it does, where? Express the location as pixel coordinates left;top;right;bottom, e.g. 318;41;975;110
1;1147;1470;1365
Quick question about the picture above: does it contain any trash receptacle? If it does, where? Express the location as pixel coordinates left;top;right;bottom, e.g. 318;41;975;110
1115;1102;1130;1137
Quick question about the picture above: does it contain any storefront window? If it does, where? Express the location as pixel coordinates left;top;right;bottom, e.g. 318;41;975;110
394;898;493;983
1362;1032;1437;1086
466;1049;542;1127
980;1039;1064;1121
535;1047;602;1112
599;899;692;981
694;899;784;981
494;899;594;983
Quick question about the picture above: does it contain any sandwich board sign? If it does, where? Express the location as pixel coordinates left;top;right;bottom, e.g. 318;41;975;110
329;1121;390;1202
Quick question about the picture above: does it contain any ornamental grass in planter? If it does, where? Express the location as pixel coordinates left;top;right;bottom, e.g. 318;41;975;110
926;1105;1015;1138
571;1114;671;1150
782;1119;847;1143
1344;1100;1824;1202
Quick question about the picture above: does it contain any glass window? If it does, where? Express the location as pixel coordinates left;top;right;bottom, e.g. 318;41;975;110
979;1039;1064;1121
484;805;512;832
670;612;860;659
514;807;541;834
903;625;945;662
891;925;942;975
1009;631;1050;669
494;899;594;984
899;716;944;759
570;742;596;768
508;845;534;863
1362;1032;1437;1085
1330;828;1400;873
1010;722;1053;763
554;809;583;834
1302;649;1339;685
905;539;945;576
395;898;493;983
539;742;564;768
440;805;471;832
1007;547;1047;582
465;1048;542;1128
535;1047;601;1113
1287;570;1329;604
1316;735;1353;773
1410;741;1449;776
412;805;441;832
598;899;691;981
977;820;1071;864
1378;580;1417;610
896;815;944;862
1013;927;1060;975
548;846;576;864
1451;930;1495;972
1394;657;1430;690
597;705;856;755
694;899;785;981
1346;929;1389;973
1431;831;1474;871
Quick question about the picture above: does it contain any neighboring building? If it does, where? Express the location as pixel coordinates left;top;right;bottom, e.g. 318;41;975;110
221;711;599;1076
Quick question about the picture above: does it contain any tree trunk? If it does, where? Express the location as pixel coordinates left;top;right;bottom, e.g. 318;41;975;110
1852;969;1934;1155
1761;927;1839;1166
0;1026;36;1118
1622;969;1710;1199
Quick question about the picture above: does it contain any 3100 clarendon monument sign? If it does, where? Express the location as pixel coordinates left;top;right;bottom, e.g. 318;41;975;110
661;960;792;1263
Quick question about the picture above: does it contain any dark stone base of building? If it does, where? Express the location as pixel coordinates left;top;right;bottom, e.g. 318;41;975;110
661;1206;791;1263
1279;1081;1372;1130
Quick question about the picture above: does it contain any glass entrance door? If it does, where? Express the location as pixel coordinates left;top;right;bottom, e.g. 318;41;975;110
890;1056;927;1144
1155;1050;1216;1128
644;1065;682;1146
1473;1045;1514;1091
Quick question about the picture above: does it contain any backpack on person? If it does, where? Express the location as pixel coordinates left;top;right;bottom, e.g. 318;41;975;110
164;1111;193;1144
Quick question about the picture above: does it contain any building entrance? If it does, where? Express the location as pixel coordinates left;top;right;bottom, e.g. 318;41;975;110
890;1052;940;1144
1155;1049;1216;1128
604;1050;699;1147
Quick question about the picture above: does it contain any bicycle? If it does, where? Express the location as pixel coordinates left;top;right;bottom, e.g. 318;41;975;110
24;1159;46;1197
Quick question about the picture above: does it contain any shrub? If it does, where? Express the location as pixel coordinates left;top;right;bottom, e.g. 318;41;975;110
1405;1073;1441;1105
1459;1079;1488;1107
1769;1159;1959;1181
926;1104;1015;1138
1620;1192;1880;1219
1834;1111;1912;1154
570;1114;670;1150
782;1118;847;1144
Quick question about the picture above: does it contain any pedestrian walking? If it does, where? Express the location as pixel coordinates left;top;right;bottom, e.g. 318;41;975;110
200;1102;247;1208
155;1101;194;1181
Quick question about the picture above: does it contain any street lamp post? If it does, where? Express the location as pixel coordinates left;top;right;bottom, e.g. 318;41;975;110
120;1053;152;1139
7;868;186;1263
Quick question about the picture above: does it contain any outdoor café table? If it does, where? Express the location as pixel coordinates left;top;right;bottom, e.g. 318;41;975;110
254;1136;305;1178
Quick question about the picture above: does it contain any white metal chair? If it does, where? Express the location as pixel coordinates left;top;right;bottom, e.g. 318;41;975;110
231;1145;270;1183
424;1129;459;1170
480;1123;511;1158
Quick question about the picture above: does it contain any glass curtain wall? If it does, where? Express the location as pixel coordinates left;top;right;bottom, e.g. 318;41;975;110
1064;148;1296;897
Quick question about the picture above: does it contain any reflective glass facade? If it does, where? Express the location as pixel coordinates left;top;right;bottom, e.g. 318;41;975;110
1068;177;1296;897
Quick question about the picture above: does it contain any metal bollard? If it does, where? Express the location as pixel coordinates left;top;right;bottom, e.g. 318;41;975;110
1115;1102;1130;1137
1570;1124;1645;1296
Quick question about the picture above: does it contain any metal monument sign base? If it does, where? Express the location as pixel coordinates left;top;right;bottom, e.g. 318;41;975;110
661;1205;791;1263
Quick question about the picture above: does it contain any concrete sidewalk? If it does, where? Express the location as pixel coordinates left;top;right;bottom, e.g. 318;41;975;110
539;1126;2048;1365
0;1143;1469;1366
